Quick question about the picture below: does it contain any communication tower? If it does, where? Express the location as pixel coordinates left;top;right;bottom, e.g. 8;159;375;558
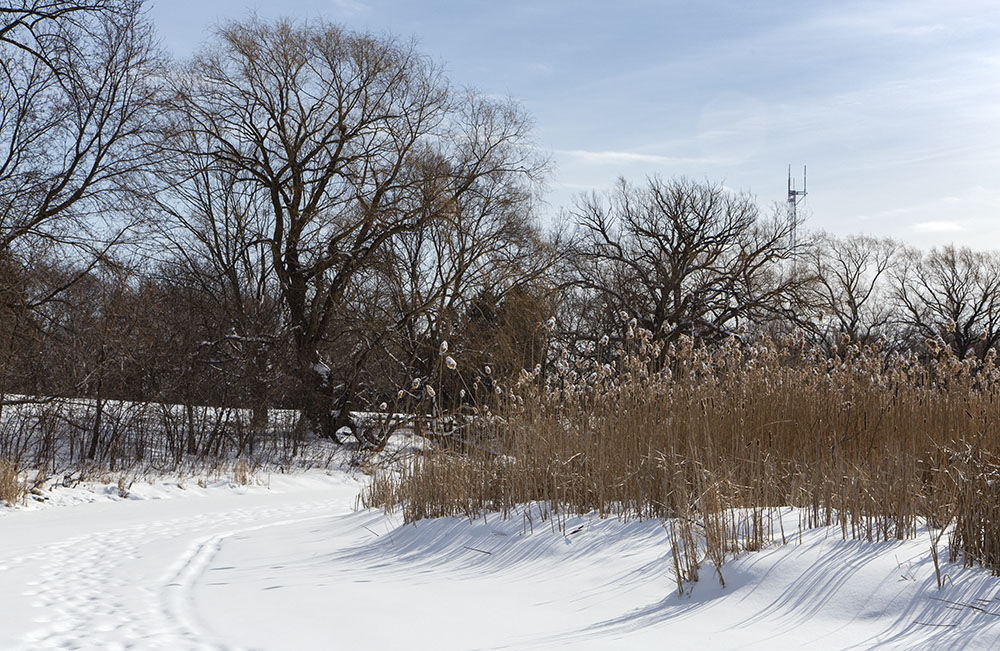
787;165;807;249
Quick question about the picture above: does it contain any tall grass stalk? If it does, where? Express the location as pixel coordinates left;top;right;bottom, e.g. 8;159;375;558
0;458;23;506
366;332;1000;575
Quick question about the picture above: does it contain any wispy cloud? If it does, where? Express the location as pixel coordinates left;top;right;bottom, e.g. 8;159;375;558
556;149;721;167
549;181;605;192
330;0;368;16
528;62;554;75
911;221;965;233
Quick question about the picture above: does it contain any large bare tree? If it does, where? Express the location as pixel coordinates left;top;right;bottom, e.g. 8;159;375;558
166;18;545;441
569;177;804;348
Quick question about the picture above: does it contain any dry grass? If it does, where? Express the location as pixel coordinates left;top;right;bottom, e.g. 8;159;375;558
365;330;1000;576
232;459;250;485
0;458;24;506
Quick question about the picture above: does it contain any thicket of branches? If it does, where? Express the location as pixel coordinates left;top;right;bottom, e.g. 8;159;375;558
3;3;1000;467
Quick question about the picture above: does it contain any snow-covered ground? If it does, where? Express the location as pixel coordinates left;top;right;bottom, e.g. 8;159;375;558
2;466;1000;650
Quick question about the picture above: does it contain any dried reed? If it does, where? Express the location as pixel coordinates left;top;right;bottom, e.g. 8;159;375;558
0;458;24;506
366;330;1000;575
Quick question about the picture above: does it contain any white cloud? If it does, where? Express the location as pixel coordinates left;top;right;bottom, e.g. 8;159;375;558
911;221;965;233
549;180;605;191
330;0;367;16
556;149;721;167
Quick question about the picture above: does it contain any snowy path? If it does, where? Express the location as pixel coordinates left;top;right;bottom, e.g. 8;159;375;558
0;474;359;650
3;472;1000;650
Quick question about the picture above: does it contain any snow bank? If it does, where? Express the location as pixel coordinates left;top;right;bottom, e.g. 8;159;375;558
1;471;999;650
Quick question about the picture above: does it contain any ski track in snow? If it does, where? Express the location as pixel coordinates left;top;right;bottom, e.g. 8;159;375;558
2;489;349;651
161;511;341;649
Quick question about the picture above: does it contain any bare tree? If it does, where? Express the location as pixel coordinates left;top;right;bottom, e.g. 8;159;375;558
805;233;899;351
569;177;804;348
0;0;161;306
155;138;285;431
1;1;129;56
166;18;545;441
893;245;1000;359
372;96;552;395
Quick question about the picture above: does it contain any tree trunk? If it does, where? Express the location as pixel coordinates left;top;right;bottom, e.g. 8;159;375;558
298;349;343;444
86;396;104;461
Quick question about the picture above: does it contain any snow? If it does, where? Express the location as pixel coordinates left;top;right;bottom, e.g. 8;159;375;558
2;467;1000;650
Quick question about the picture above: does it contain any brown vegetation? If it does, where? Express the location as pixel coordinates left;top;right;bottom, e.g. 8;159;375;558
365;331;1000;576
0;458;23;506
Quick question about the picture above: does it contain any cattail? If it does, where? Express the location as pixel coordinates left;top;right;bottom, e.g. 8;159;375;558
425;384;436;398
445;356;457;370
411;377;421;390
484;365;492;375
439;340;449;355
378;402;387;411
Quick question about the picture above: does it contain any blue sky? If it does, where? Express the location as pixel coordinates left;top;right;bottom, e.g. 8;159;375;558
150;0;1000;249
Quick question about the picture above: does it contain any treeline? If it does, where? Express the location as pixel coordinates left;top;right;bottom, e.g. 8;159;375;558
2;1;998;451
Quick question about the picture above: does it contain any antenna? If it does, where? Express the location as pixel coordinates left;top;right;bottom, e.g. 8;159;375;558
787;164;807;250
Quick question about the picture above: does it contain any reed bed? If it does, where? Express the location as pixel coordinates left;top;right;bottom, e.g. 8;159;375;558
365;330;1000;578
